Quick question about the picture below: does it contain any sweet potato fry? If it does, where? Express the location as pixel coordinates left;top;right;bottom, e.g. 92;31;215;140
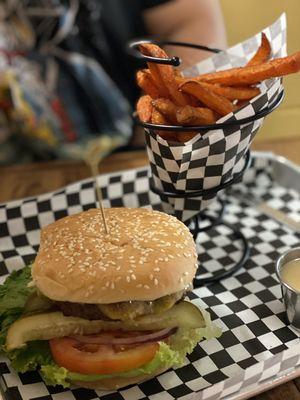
151;98;179;124
247;33;271;67
142;68;151;75
151;100;201;141
172;81;202;106
136;95;153;123
184;81;260;100
176;132;199;142
138;46;170;98
156;130;196;142
147;95;200;142
210;83;260;100
139;43;188;106
234;100;248;110
161;127;199;142
151;108;168;125
151;108;178;141
157;131;179;141
179;80;234;116
176;105;216;126
136;70;160;98
195;52;300;86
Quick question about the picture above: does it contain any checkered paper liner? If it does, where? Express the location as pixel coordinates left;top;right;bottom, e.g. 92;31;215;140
145;13;286;222
1;151;300;400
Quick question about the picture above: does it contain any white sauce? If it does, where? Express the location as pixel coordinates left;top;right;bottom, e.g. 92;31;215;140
281;258;300;291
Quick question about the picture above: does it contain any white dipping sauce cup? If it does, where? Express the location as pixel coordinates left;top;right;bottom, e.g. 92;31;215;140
276;247;300;331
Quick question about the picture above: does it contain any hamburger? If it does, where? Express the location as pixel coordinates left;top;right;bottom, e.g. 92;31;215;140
0;208;221;389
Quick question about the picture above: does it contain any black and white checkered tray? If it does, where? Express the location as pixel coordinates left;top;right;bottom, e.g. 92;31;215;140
0;151;300;400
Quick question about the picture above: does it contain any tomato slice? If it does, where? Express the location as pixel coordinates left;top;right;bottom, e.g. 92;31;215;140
49;337;159;375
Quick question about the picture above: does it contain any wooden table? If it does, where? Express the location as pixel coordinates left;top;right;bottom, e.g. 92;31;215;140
1;137;300;399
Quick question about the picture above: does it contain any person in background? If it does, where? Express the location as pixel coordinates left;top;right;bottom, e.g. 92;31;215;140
0;0;226;164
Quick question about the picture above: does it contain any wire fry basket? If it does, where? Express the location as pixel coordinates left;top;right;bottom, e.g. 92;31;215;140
129;39;284;285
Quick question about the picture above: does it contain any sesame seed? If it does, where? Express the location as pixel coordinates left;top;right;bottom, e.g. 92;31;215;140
126;276;130;283
154;279;158;286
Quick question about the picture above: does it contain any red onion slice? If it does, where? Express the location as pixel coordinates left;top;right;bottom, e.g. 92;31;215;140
71;327;177;346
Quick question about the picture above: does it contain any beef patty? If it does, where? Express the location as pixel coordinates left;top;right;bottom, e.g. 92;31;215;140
56;290;186;321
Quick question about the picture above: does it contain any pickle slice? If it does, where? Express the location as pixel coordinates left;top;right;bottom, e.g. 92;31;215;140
97;290;185;320
132;301;205;330
6;301;205;350
24;292;53;314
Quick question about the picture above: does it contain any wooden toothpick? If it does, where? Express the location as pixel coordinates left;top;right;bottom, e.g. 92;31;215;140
84;136;124;235
90;161;109;234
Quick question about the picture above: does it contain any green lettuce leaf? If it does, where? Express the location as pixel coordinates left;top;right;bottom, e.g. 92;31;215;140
0;266;34;346
170;308;222;357
10;341;53;373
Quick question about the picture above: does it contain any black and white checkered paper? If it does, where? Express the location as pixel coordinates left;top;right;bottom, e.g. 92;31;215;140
145;14;286;222
1;151;300;400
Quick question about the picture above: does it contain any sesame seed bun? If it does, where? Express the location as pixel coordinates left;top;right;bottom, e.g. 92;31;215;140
72;366;168;390
32;208;197;303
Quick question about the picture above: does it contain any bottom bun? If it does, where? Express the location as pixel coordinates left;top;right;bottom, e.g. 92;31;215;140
72;366;169;390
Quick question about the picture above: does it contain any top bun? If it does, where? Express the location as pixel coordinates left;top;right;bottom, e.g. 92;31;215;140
32;208;197;303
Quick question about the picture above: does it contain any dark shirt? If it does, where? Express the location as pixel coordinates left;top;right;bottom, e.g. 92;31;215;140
60;0;171;106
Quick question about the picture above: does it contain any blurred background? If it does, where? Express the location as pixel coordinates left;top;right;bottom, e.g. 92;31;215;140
0;0;298;165
221;0;299;144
